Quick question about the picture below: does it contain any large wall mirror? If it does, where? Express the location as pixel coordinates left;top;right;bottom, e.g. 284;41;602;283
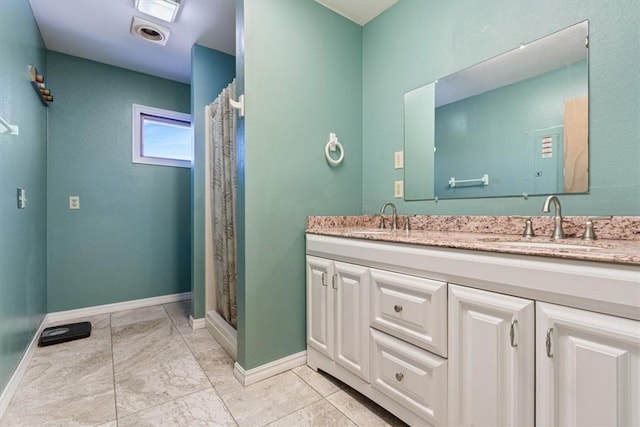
404;21;589;200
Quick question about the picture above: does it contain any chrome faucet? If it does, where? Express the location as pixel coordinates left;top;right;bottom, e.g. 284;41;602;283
542;195;565;239
379;202;398;231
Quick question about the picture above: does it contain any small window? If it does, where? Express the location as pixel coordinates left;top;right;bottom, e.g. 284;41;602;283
132;104;192;168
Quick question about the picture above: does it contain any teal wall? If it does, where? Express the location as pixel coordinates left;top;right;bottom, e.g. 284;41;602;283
363;1;640;215
189;45;235;319
434;61;587;198
0;0;47;396
46;52;192;312
239;0;363;369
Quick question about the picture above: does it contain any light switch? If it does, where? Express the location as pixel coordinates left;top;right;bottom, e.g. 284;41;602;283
394;180;404;198
17;188;27;209
394;151;404;169
69;196;80;210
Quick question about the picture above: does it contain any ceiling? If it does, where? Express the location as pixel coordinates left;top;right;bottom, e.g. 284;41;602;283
29;0;236;84
315;0;398;26
28;0;397;84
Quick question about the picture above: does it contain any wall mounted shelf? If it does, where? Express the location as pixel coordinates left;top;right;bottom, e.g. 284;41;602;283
29;65;52;106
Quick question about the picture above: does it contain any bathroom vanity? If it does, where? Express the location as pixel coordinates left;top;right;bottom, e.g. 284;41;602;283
305;216;640;427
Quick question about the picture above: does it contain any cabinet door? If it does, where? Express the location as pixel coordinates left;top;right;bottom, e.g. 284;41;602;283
536;302;640;427
448;284;534;427
334;261;370;381
306;256;334;359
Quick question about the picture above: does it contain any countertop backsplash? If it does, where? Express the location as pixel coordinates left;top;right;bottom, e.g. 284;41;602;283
307;215;640;241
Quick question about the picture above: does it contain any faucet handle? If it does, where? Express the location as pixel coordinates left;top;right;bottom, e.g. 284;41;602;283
582;216;612;241
403;216;411;232
513;216;535;238
378;215;385;229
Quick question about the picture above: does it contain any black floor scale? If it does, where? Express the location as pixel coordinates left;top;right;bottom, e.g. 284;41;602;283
38;321;92;347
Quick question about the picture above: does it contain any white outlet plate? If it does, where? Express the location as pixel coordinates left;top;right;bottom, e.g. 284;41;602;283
394;180;404;198
69;196;80;210
394;151;404;169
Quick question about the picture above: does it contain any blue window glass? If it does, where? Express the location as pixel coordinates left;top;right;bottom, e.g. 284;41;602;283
141;115;192;161
132;104;192;168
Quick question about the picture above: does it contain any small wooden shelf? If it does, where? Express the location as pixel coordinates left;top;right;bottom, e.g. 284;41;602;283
29;65;52;106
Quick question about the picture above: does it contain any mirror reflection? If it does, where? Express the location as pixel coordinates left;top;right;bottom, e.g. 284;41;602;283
404;21;589;200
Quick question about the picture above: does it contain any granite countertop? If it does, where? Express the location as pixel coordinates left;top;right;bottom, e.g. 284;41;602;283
306;215;640;266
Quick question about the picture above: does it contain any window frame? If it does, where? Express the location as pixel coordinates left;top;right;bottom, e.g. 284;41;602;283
132;104;193;168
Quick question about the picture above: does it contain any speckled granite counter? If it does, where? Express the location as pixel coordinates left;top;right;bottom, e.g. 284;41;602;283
306;215;640;266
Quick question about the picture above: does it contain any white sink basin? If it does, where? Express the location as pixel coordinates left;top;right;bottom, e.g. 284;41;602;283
349;229;394;235
492;241;603;251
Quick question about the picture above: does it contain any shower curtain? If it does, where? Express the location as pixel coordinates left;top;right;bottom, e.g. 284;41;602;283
207;80;237;329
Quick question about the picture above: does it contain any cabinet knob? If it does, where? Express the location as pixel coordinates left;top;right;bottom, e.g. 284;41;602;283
395;372;404;382
394;304;403;313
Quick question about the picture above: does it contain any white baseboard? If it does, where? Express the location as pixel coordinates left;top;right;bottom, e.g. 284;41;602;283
233;350;307;387
0;315;48;420
205;310;237;361
189;316;205;330
46;292;191;325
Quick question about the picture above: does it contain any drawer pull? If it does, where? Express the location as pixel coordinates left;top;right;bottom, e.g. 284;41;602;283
395;372;404;382
394;304;403;313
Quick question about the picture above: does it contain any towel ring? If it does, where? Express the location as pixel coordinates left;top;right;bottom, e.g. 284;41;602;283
325;133;344;166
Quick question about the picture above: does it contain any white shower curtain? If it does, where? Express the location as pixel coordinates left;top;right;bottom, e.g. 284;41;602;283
206;80;237;329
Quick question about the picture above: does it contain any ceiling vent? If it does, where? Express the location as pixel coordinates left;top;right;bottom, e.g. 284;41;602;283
130;16;170;45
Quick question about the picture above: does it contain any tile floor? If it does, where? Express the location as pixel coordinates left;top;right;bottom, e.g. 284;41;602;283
1;301;407;426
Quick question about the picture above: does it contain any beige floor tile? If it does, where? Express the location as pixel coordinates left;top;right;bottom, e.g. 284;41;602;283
216;371;322;427
164;300;193;334
1;363;115;427
1;315;116;427
327;388;407;427
180;326;222;352
268;400;356;427
111;317;179;368
112;314;210;417
111;305;169;328
181;329;235;385
292;365;343;397
118;388;237;427
2;302;409;427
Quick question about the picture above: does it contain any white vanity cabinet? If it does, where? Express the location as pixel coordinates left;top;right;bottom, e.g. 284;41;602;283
305;234;640;427
448;284;535;426
447;284;640;427
306;256;370;381
536;302;640;426
306;253;448;426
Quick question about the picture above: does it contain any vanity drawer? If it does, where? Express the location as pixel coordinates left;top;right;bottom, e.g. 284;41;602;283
370;269;447;356
370;329;447;425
